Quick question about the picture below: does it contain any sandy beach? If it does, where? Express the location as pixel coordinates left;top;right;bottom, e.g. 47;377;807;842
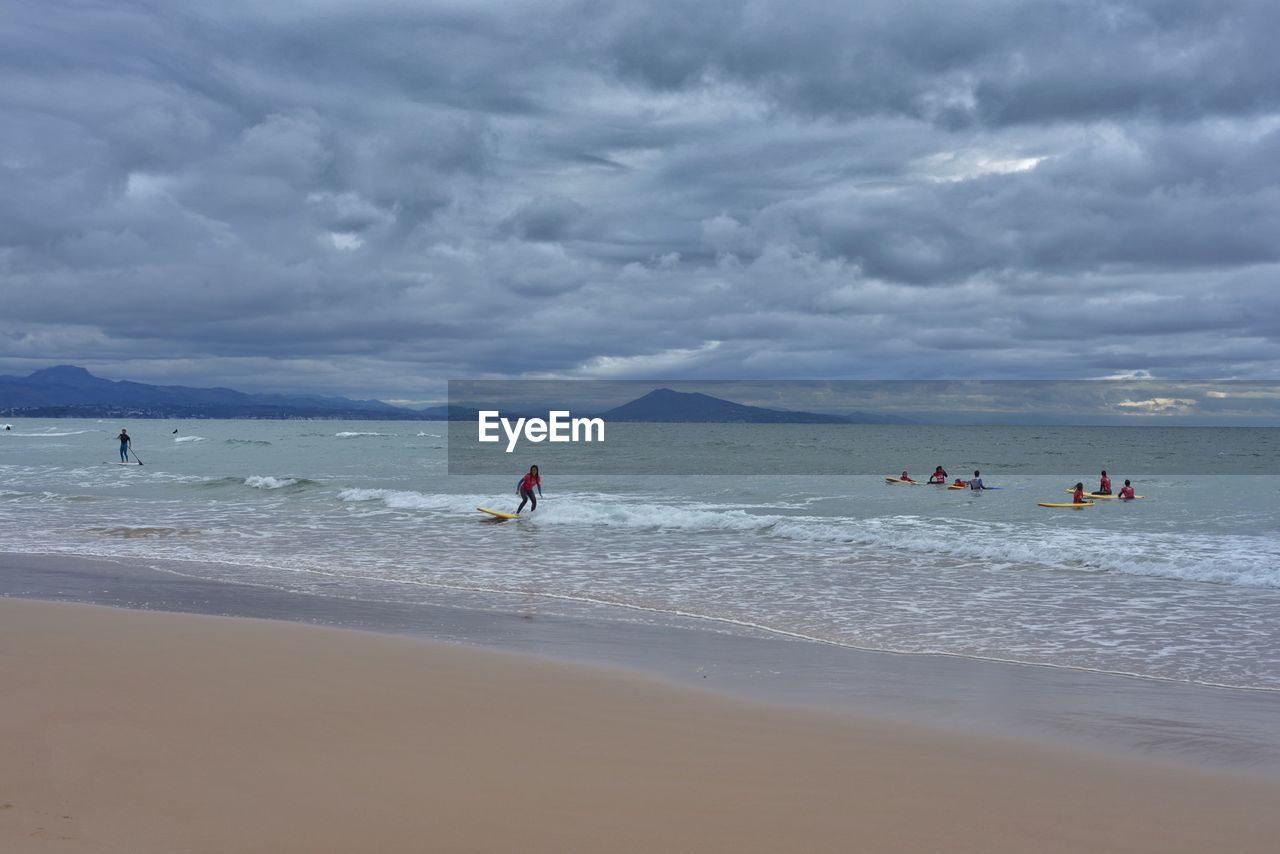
3;596;1279;853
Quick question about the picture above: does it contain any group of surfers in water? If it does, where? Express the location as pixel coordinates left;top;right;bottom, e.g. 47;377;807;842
897;466;990;490
516;464;1141;514
896;467;1139;502
1068;470;1138;502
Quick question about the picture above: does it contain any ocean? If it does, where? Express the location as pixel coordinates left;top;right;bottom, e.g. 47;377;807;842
3;418;1279;692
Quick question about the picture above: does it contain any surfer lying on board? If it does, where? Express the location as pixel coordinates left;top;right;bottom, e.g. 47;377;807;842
1118;480;1135;500
117;429;131;462
968;470;987;490
516;465;542;514
899;470;915;482
1071;482;1087;504
928;466;948;484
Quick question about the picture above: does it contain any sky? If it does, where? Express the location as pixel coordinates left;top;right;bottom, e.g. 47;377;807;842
3;0;1280;404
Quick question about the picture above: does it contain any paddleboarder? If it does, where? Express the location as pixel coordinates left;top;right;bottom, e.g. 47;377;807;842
117;428;132;463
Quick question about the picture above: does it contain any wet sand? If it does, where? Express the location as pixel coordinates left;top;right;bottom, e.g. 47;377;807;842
3;595;1280;853
4;551;1280;776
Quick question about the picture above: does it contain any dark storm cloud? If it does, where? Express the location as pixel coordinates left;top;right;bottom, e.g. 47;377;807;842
589;0;1280;124
2;0;1279;403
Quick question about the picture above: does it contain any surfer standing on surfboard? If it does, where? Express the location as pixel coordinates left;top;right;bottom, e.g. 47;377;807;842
516;465;542;514
117;429;132;463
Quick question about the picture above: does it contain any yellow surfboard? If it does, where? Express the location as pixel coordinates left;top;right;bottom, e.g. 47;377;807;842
1065;490;1144;500
885;477;921;484
477;507;520;521
1039;502;1094;508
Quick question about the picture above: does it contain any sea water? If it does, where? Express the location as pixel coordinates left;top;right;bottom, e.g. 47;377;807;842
2;419;1279;691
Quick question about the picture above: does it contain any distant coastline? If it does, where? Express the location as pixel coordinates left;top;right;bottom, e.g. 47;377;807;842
8;367;1279;426
0;405;444;421
1;367;902;424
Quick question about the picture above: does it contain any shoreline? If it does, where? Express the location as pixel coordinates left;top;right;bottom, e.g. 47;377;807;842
4;594;1280;853
4;550;1280;778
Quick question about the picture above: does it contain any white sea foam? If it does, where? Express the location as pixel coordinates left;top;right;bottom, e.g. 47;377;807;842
497;497;1280;589
534;499;771;532
337;487;489;511
7;430;92;437
335;431;388;438
327;486;1280;589
175;435;206;443
245;475;300;490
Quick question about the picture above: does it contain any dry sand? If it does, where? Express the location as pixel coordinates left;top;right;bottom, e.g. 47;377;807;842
2;597;1277;854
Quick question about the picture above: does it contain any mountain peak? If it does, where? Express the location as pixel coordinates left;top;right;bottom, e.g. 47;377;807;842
635;387;694;401
602;387;851;424
30;365;97;381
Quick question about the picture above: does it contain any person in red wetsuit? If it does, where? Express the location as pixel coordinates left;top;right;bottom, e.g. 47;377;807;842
899;470;915;482
928;466;948;484
1071;482;1086;503
516;465;542;514
1097;470;1112;495
1118;479;1135;500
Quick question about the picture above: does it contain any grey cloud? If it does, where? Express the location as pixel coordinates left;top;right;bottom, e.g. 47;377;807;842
501;196;588;242
587;1;1280;126
2;0;1279;401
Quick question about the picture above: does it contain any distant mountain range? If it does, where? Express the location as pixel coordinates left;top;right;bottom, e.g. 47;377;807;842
0;367;908;424
0;365;413;420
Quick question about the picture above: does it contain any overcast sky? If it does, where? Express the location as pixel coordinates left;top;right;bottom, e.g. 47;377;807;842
3;0;1279;403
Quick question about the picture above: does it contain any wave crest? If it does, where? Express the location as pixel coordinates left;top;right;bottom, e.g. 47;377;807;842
87;526;202;538
245;475;311;490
